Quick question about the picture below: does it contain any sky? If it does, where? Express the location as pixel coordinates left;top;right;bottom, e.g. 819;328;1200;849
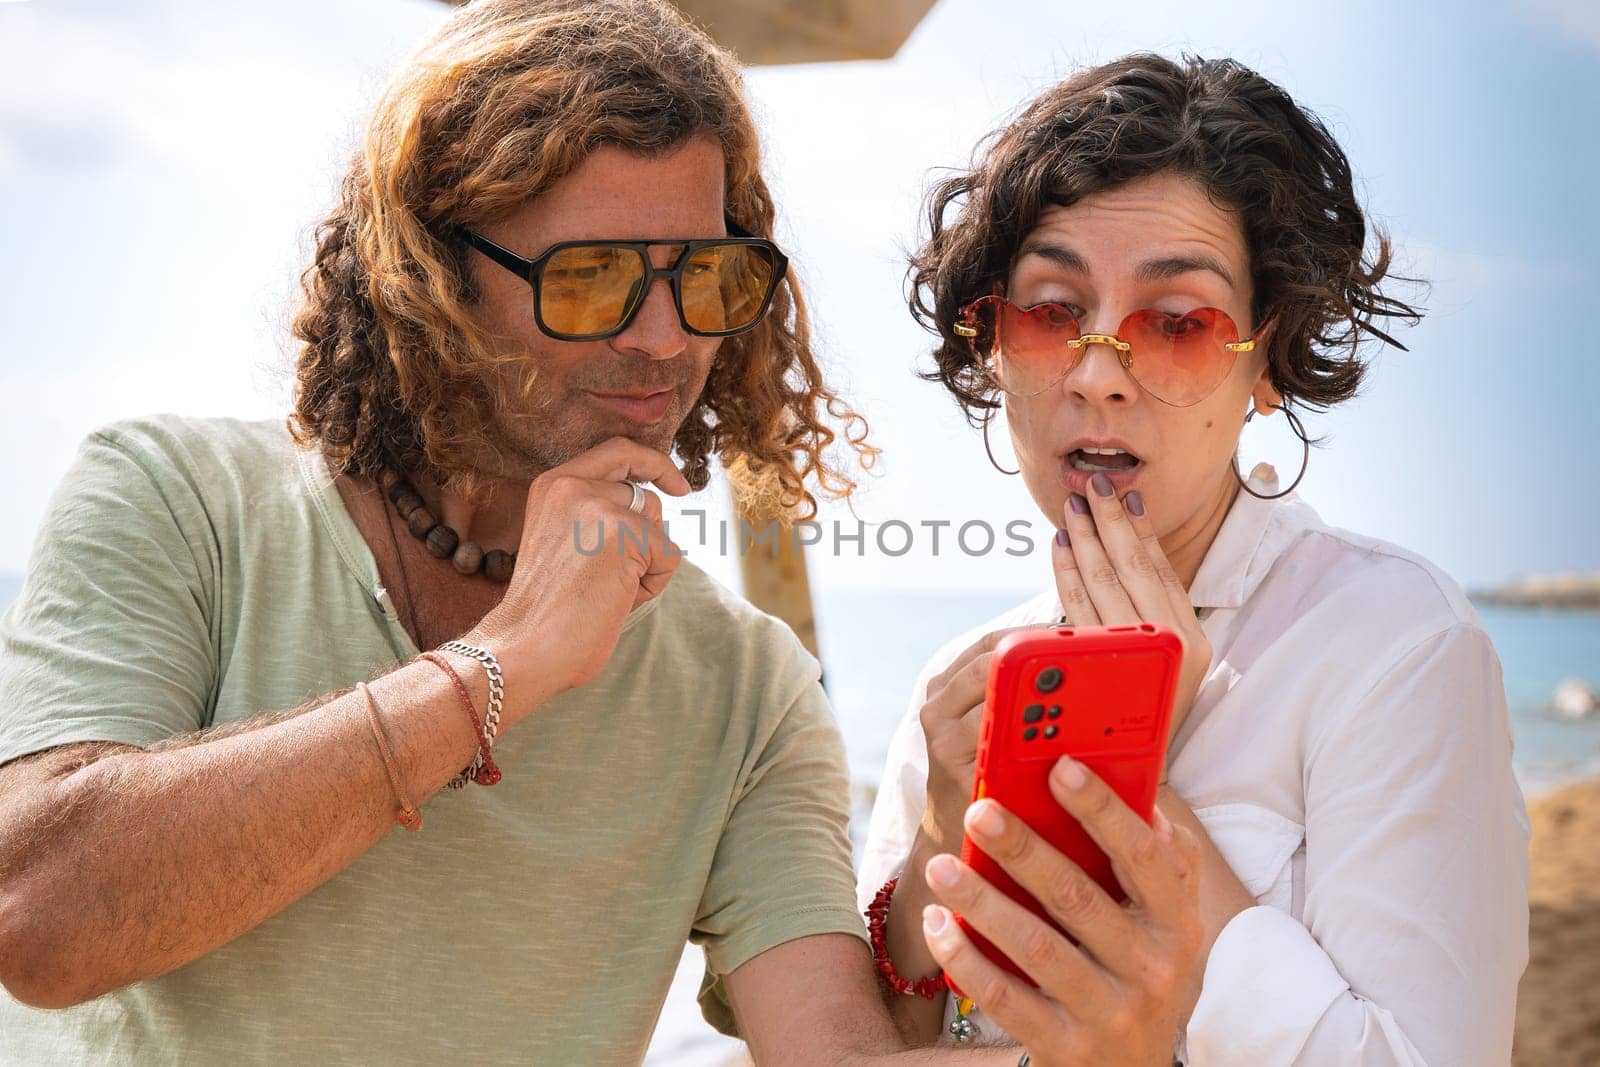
1;0;1597;600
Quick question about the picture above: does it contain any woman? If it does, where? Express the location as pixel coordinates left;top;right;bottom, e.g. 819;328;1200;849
859;54;1529;1065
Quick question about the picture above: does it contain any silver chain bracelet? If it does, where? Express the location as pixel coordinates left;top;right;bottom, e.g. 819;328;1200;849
437;641;504;787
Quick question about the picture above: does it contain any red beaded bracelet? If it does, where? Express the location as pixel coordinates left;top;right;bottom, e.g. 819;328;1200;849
865;876;948;999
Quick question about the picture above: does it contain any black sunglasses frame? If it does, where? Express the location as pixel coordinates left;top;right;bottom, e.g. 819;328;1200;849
461;224;788;342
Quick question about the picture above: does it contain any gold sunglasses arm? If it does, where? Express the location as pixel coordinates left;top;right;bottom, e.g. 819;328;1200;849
1224;337;1257;352
954;322;978;338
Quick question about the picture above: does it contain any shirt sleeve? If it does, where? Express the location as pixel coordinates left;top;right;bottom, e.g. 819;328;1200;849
0;427;216;768
693;668;868;1036
1185;623;1530;1066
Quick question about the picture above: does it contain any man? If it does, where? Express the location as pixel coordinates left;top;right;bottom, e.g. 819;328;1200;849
0;1;1028;1063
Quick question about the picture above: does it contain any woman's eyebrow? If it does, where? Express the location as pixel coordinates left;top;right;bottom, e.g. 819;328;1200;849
1134;254;1236;289
1017;240;1235;290
1016;240;1090;275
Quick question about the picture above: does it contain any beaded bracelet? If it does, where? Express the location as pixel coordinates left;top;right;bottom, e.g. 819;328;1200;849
865;876;948;999
358;682;422;832
418;652;501;789
867;876;981;1041
437;641;504;751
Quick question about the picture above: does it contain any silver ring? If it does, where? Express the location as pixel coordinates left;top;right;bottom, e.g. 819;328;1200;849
625;480;646;515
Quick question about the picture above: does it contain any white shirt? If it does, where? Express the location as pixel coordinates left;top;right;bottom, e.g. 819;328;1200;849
859;467;1530;1066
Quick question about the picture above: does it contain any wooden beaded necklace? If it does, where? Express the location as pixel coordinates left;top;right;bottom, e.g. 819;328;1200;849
379;471;517;583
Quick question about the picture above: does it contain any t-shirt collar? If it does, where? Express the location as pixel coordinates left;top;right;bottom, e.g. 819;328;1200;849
296;442;665;640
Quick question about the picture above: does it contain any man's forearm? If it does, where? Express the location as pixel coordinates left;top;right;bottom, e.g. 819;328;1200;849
0;653;537;1009
724;931;1022;1066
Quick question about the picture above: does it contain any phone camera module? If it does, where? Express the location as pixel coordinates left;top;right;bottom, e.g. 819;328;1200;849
1035;666;1063;693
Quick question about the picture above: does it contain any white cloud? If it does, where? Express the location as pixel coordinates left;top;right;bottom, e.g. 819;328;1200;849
1390;236;1572;321
0;0;451;572
1522;0;1600;52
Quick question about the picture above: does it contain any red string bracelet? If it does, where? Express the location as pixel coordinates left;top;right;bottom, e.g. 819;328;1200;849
359;682;422;832
418;652;501;787
866;876;948;999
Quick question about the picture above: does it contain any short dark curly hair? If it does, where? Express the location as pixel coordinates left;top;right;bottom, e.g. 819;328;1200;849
908;52;1421;421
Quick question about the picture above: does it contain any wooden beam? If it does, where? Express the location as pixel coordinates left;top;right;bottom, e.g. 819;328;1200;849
735;503;820;660
670;0;935;65
437;0;936;65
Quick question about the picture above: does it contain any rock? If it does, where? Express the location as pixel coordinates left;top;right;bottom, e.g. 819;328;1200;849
1551;678;1599;719
1473;572;1600;611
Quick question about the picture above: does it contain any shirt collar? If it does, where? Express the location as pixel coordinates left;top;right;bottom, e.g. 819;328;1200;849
1186;462;1321;610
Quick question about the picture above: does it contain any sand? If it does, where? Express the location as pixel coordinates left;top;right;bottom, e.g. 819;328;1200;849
1514;778;1600;1065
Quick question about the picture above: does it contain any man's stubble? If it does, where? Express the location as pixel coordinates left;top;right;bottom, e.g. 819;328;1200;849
475;355;712;482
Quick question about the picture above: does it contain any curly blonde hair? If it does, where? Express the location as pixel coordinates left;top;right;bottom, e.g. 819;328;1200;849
289;0;873;517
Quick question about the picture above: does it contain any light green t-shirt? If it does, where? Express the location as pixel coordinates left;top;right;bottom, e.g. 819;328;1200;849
0;415;866;1065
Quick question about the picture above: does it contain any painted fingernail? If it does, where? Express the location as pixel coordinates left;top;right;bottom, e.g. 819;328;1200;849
928;854;961;888
1092;472;1114;497
967;799;1005;838
1126;490;1145;517
1054;756;1087;789
1068;493;1090;516
923;905;950;936
1055;527;1071;548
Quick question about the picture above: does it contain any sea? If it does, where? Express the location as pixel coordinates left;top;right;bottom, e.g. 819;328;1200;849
1;575;1595;1064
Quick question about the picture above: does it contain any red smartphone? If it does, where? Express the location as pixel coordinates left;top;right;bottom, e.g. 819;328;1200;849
949;623;1182;990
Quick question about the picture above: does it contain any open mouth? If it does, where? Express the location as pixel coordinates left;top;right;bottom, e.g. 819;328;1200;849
1066;446;1142;473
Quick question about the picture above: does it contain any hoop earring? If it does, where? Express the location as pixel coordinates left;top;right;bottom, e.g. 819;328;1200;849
981;409;1019;476
1232;403;1309;500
